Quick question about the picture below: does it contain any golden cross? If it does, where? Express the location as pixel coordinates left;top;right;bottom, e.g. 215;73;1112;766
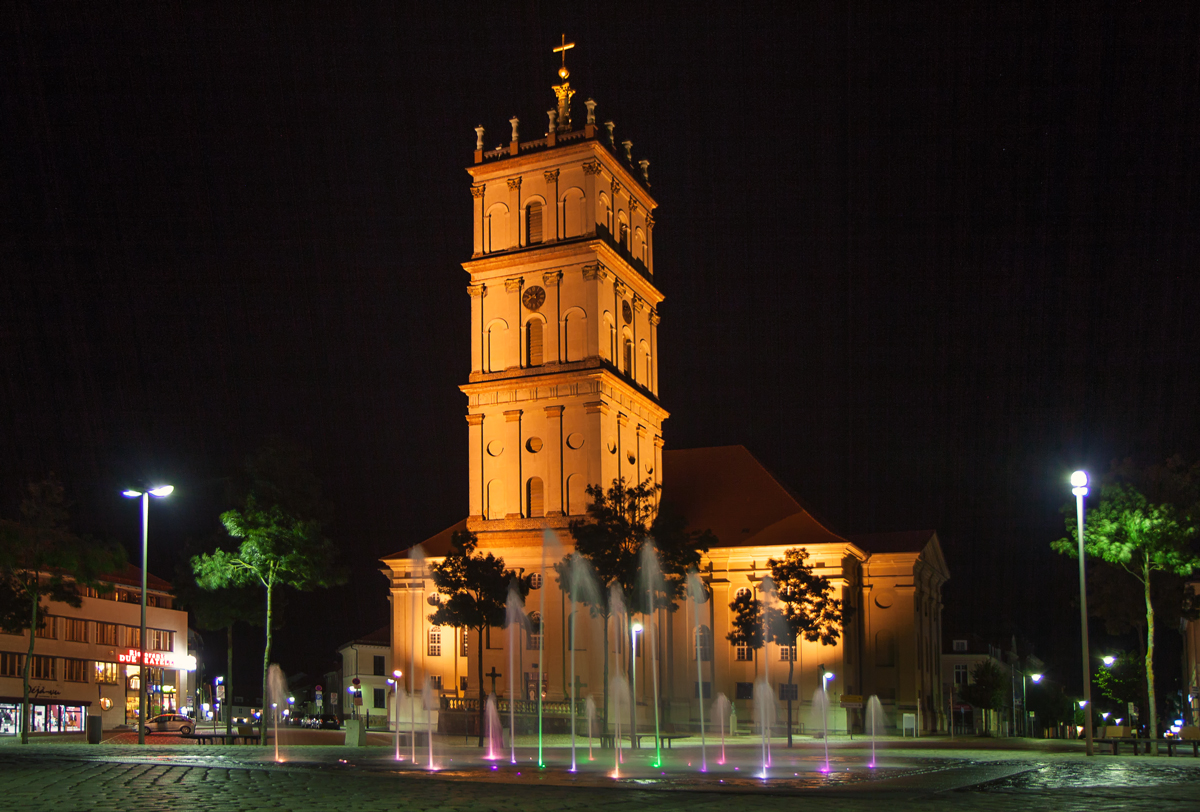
553;34;575;71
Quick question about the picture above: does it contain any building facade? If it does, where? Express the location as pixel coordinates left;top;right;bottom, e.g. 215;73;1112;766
0;565;190;735
381;57;949;736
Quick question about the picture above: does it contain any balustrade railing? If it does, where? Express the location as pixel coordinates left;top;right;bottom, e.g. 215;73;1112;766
441;696;587;716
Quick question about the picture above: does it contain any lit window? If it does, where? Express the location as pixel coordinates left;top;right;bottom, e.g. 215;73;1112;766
529;573;543;589
428;628;442;657
95;662;120;684
460;629;469;658
780;645;797;662
527;612;542;651
953;639;967;652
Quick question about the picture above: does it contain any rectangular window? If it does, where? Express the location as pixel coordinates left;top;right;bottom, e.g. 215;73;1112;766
780;645;796;662
95;662;119;685
125;626;140;649
429;675;443;690
735;682;754;701
373;688;385;709
373;655;385;677
31;655;55;681
735;642;750;662
460;676;468;692
96;623;118;646
63;618;88;643
63;658;88;683
693;681;712;699
954;664;968;686
953;640;968;652
428;628;442;658
779;683;798;701
0;652;22;677
35;617;56;640
147;629;172;652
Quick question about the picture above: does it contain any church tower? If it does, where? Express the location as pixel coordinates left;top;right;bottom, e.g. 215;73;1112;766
462;44;666;537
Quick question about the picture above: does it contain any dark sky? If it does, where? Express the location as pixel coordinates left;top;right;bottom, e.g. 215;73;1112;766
3;2;1199;695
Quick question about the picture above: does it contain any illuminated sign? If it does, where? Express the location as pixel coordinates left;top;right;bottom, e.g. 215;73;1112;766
117;649;182;668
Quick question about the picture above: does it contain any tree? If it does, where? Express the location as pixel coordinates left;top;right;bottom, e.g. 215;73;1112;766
428;529;530;747
562;477;713;737
191;442;343;742
0;476;125;743
1052;458;1200;750
725;549;849;746
1094;651;1145;712
1026;679;1075;735
958;660;1008;735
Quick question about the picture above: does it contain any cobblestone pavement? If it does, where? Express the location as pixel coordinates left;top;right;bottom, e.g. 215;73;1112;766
0;741;1197;811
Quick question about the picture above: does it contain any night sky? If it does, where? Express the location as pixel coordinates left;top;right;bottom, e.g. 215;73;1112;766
4;3;1199;695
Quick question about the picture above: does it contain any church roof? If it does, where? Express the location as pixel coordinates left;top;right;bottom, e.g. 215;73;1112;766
381;518;465;561
661;445;846;549
850;530;937;554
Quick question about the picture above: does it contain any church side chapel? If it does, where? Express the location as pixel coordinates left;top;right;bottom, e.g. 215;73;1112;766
381;41;949;738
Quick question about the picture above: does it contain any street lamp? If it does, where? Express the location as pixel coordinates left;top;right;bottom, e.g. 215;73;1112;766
122;484;173;745
1070;470;1094;756
1102;655;1115;667
389;669;403;760
1030;673;1043;683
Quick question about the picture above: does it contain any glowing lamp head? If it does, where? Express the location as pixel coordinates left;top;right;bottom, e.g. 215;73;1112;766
183;654;198;672
149;485;174;497
1078;700;1087;708
122;489;143;498
823;672;835;681
631;622;643;634
393;669;403;678
1030;673;1043;683
1070;471;1088;488
1102;655;1115;666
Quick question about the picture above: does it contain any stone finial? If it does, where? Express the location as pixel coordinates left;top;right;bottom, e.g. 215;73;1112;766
509;117;520;142
604;121;616;146
475;126;485;151
639;159;650;183
622;140;633;161
547;109;557;134
585;98;596;125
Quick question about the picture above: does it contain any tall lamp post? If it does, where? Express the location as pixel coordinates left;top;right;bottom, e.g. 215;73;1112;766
388;669;403;761
1071;470;1094;756
1029;673;1043;737
631;622;643;749
122;484;173;745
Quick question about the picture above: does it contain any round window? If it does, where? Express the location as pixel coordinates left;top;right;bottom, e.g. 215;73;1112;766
566;433;585;449
487;440;504;457
526;437;543;453
622;300;633;324
606;437;617;454
874;589;895;609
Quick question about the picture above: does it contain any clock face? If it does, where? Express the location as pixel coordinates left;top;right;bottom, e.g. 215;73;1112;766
622;300;633;324
522;286;546;311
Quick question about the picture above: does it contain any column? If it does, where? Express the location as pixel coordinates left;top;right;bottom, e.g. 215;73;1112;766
466;414;485;519
616;412;630;484
649;309;661;396
543;271;563;363
544;405;565;516
582;161;601;235
583;401;609;493
544;169;560;242
645;213;655;274
635;424;647;485
505;277;523;368
583;263;607;361
468;284;486;374
507;177;522;248
504;409;523;518
471;184;486;256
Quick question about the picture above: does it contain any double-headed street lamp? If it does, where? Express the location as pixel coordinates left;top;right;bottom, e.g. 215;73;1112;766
1070;471;1094;756
387;669;403;760
122;484;173;745
631;622;643;747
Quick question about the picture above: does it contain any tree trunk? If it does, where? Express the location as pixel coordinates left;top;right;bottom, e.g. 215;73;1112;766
477;624;485;748
786;648;795;747
262;577;274;745
226;623;234;738
1143;557;1158;754
20;579;37;745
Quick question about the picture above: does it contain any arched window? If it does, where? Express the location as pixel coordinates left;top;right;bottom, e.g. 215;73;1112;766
617;212;629;249
561;187;585;238
526;477;544;517
485;479;505;520
566;474;586;516
485;319;508;372
598;193;611;234
694;625;713;662
526;201;543;245
428;627;442;657
485;203;510;252
640;339;652;387
527;612;543;651
623;337;634;376
602;312;615;363
633;227;646;265
875;630;896;667
525;319;543;367
563;308;587;362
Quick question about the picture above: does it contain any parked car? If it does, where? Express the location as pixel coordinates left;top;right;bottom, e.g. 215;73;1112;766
142;713;195;735
314;715;341;730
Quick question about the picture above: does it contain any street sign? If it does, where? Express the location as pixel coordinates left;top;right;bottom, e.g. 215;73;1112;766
840;693;864;709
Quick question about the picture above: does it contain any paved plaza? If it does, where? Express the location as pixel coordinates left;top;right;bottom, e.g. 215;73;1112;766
1;736;1197;811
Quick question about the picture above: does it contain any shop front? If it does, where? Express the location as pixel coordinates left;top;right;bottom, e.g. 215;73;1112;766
123;666;179;724
0;700;89;735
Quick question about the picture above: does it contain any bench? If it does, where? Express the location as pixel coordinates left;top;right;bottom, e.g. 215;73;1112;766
1096;738;1200;757
597;732;690;749
183;729;263;745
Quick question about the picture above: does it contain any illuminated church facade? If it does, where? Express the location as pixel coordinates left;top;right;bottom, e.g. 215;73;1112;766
381;51;949;735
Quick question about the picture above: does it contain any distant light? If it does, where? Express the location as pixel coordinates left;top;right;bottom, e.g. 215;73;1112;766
394;670;403;678
216;676;224;684
1030;673;1043;683
823;672;835;681
1176;719;1185;726
1078;700;1088;707
182;654;197;672
149;485;174;497
288;697;295;704
1115;718;1123;725
1071;471;1088;488
1102;655;1115;666
122;490;143;498
631;623;643;633
1101;712;1110;720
